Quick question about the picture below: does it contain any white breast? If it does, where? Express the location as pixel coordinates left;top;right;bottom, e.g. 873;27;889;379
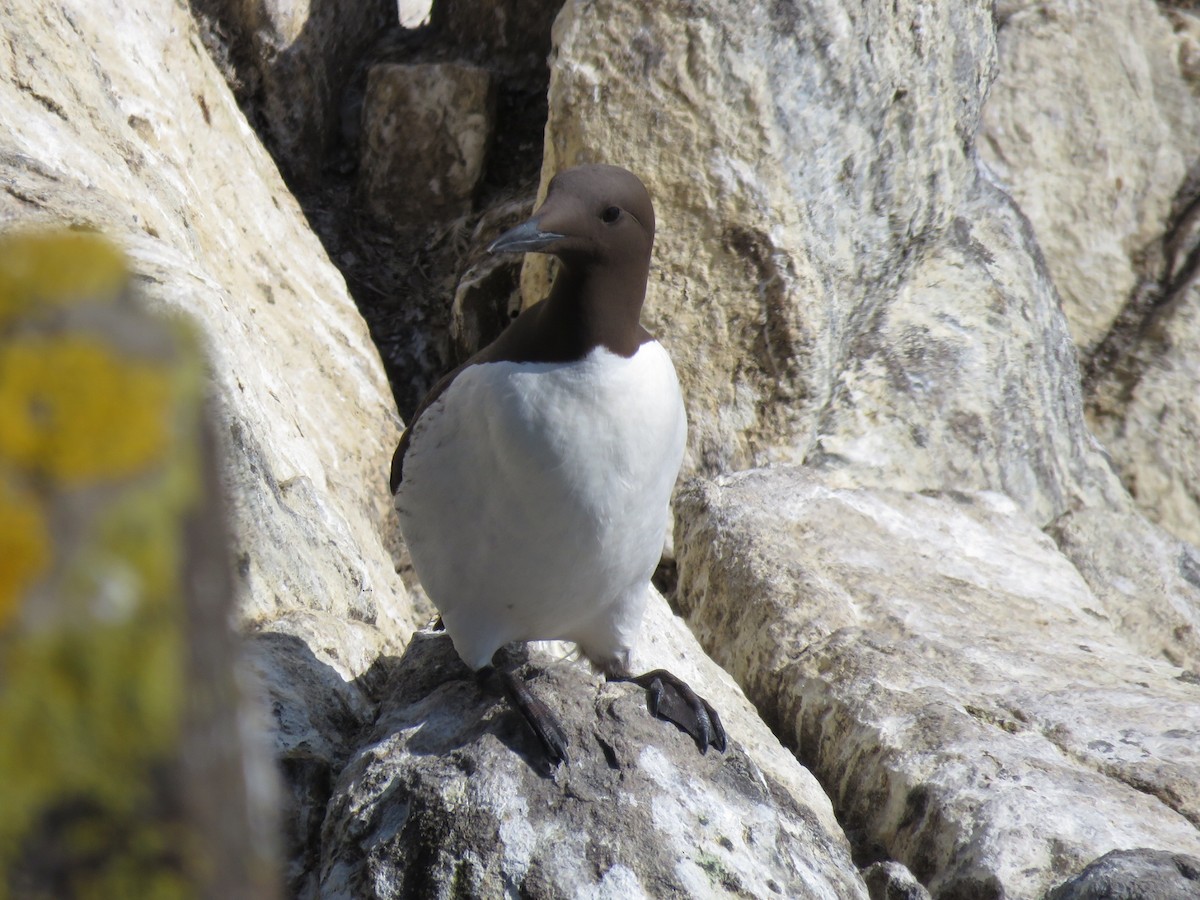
395;342;686;672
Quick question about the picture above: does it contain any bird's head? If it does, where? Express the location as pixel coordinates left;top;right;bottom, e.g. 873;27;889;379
488;164;655;269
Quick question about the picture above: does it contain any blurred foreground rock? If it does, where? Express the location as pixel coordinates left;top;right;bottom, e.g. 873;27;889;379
0;232;278;898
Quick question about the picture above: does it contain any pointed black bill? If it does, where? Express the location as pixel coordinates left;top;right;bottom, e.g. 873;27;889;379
488;218;566;255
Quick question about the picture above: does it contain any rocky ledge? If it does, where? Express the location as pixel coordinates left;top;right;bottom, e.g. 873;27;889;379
1;0;1198;898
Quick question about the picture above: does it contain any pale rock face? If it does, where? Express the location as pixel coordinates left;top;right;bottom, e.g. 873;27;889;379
980;1;1200;547
1089;289;1200;549
675;467;1200;899
981;0;1199;352
809;175;1128;526
358;62;496;226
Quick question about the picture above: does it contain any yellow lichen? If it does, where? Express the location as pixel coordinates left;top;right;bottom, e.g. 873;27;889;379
0;230;128;324
0;229;213;898
0;335;172;485
0;478;49;629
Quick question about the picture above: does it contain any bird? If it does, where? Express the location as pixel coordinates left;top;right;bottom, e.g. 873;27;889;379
391;163;725;766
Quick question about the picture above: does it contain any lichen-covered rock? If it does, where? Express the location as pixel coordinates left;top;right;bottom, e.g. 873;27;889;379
358;62;497;226
318;628;869;900
675;467;1200;899
0;232;279;898
1046;848;1200;900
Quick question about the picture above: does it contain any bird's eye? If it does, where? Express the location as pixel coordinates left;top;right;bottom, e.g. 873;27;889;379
601;206;621;224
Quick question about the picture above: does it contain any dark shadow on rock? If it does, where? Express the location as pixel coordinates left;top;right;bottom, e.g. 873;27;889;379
358;630;572;777
1046;848;1200;900
244;630;378;900
188;0;564;423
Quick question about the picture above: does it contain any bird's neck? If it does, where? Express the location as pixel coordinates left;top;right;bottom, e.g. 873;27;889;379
542;257;651;358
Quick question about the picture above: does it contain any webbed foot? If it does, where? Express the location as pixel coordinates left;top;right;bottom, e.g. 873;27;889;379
493;668;570;767
611;669;726;754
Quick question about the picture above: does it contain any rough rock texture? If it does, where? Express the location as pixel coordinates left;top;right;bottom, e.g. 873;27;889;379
0;232;279;898
0;3;417;892
980;1;1200;548
676;468;1200;899
981;0;1200;351
0;0;414;645
190;0;394;186
358;62;496;226
532;0;1128;534
1046;848;1200;900
1047;507;1200;669
318;605;871;900
862;861;933;900
10;0;1200;897
1088;273;1200;549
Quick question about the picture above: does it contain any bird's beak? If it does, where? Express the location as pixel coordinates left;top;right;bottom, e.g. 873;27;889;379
487;218;567;255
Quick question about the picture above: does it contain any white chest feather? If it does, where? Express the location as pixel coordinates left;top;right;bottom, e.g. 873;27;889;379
395;342;687;671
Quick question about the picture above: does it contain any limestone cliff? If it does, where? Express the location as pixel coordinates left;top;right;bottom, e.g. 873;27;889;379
2;0;1199;898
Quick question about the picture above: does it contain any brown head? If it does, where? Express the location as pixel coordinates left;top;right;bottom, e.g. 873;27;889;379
487;164;657;359
489;164;656;268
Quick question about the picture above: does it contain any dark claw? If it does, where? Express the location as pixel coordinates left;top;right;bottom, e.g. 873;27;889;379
612;669;727;755
498;669;570;766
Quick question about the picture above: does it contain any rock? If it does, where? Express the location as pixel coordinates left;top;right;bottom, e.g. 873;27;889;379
1047;506;1200;669
0;232;279;897
399;0;432;30
861;861;932;900
675;467;1200;899
1046;848;1200;900
533;0;1126;530
0;0;414;650
191;0;394;186
318;624;870;900
431;0;561;75
0;3;418;890
358;62;497;227
979;1;1200;548
246;627;381;898
1087;279;1200;548
980;0;1199;351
